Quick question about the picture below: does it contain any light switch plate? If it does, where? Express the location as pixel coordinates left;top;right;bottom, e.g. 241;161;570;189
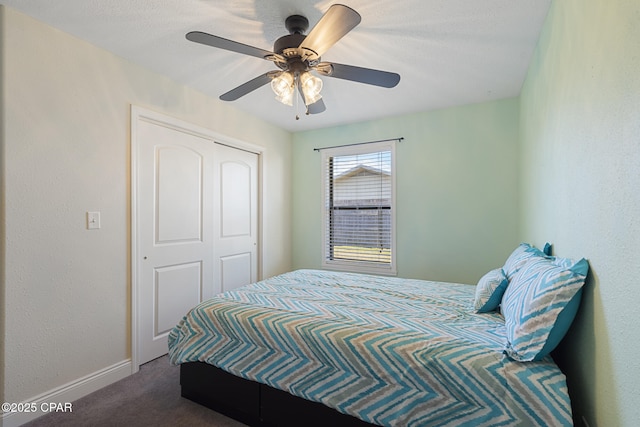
87;211;101;230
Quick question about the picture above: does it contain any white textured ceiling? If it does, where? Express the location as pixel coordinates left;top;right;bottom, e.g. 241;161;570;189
1;0;551;132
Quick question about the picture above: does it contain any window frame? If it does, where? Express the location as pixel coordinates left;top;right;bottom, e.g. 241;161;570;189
320;140;397;276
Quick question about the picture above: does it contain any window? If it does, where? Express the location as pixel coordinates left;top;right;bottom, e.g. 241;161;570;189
321;141;396;275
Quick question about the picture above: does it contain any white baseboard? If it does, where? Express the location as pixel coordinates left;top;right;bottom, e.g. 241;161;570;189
1;359;132;427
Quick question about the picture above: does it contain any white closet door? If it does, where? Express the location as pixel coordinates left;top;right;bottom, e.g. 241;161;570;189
213;144;258;292
133;111;260;366
135;118;216;364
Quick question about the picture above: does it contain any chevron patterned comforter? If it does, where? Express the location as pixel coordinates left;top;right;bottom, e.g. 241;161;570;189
168;269;572;426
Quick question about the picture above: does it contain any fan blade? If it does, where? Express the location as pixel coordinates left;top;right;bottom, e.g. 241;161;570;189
299;4;361;59
307;98;326;114
186;31;278;60
220;73;272;101
296;80;326;114
316;62;400;88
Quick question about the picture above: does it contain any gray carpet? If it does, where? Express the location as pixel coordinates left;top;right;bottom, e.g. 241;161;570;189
23;356;247;427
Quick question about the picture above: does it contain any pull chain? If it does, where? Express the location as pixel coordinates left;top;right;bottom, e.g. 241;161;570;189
295;74;300;120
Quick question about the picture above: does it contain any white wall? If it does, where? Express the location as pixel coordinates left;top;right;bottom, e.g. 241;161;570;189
519;0;640;425
0;5;292;414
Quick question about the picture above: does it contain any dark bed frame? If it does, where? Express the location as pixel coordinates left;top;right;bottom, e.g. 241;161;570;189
180;362;376;427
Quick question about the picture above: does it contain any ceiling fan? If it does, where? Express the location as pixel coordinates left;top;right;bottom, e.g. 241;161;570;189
186;4;400;116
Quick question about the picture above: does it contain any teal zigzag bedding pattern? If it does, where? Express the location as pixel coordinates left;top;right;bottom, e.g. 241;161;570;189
168;269;572;426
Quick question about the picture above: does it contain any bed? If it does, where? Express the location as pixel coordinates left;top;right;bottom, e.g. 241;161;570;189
168;268;576;426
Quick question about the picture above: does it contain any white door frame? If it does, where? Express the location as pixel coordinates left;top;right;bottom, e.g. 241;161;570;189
130;105;263;372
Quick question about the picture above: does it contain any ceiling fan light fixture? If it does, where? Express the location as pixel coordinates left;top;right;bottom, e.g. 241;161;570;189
188;5;400;115
271;71;295;106
275;88;294;106
300;71;323;105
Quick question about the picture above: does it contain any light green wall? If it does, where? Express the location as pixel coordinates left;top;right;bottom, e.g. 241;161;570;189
519;0;640;425
1;6;292;407
292;98;520;284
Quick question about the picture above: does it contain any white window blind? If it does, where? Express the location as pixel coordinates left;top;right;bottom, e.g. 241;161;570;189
322;142;396;274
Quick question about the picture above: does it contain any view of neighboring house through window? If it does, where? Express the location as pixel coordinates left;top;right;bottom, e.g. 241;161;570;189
321;141;396;275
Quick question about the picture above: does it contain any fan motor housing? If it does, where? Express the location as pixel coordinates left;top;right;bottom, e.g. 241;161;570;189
273;33;306;55
273;15;322;67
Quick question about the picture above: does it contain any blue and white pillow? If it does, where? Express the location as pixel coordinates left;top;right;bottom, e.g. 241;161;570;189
502;243;547;280
474;268;509;313
502;256;589;361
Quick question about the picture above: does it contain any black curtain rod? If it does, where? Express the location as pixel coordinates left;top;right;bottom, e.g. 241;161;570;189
313;137;404;152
